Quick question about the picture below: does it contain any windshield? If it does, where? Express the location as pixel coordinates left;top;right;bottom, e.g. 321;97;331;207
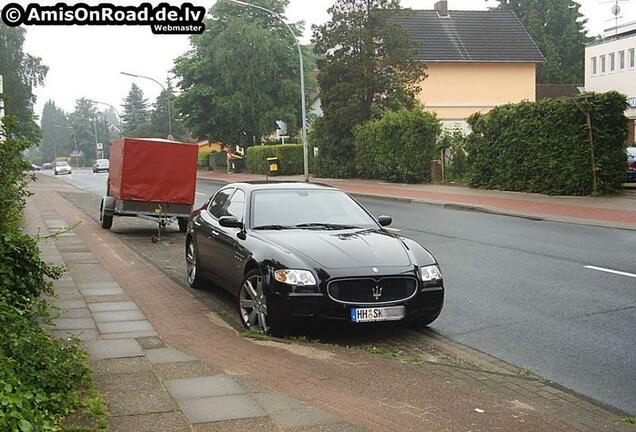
57;162;69;167
251;189;378;230
628;147;636;158
97;159;109;164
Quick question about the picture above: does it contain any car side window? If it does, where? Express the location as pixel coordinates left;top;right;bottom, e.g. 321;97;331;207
225;190;246;221
208;188;234;219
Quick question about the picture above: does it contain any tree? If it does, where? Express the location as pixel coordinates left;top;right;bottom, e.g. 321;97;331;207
40;100;70;162
121;83;149;135
497;0;589;84
0;24;48;141
68;98;110;161
148;81;186;140
174;0;304;147
311;0;425;177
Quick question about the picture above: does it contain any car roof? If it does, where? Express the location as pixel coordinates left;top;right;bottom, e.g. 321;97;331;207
220;181;338;192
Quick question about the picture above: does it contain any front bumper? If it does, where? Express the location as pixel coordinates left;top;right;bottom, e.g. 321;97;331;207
267;280;444;323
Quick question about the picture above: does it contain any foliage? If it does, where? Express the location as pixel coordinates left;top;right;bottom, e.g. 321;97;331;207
312;0;426;177
497;0;589;84
40;100;70;163
0;118;95;431
467;92;629;195
438;128;469;181
245;144;309;175
354;107;441;183
174;0;311;146
121;83;150;136
0;118;32;232
0;23;48;141
132;81;188;141
67;98;111;162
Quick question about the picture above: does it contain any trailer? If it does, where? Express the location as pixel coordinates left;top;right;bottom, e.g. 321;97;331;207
99;138;198;242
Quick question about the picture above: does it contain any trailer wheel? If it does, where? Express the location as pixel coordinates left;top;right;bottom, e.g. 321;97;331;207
178;217;188;233
100;196;115;230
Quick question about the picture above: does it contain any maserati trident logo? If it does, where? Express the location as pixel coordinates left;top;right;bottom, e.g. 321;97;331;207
372;267;379;273
372;283;383;301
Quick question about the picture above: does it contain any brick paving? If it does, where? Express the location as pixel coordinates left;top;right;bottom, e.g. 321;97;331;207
197;170;636;230
26;174;635;431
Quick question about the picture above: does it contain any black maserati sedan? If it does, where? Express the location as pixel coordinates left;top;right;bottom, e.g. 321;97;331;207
186;182;444;333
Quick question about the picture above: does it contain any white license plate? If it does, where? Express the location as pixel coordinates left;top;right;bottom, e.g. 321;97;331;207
350;306;405;323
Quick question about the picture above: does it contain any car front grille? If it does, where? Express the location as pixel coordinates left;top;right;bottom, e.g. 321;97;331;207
327;277;418;305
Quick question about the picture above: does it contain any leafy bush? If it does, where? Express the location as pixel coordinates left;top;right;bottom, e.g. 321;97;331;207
438;127;469;181
0;117;95;430
0;302;92;432
310;118;357;178
246;144;310;175
467;92;629;195
353;107;442;183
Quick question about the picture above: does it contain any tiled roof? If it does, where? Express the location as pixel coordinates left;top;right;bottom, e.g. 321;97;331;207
390;9;545;63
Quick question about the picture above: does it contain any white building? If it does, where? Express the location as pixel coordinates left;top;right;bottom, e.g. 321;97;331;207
585;20;636;143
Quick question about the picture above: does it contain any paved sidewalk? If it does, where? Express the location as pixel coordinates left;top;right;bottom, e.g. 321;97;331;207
26;175;635;432
198;170;636;230
26;183;360;432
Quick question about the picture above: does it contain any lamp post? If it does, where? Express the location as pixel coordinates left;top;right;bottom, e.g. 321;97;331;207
88;99;123;137
120;72;173;140
224;0;310;182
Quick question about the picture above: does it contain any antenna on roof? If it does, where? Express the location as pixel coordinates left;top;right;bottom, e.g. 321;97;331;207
601;0;629;36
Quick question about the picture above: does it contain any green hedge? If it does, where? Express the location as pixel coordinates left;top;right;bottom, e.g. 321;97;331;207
467;92;629;195
0;117;98;430
354;108;442;183
245;144;310;175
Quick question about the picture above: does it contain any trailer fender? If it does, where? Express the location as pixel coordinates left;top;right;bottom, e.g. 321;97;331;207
101;196;116;216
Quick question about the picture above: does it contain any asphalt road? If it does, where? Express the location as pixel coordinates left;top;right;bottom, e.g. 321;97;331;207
45;169;636;414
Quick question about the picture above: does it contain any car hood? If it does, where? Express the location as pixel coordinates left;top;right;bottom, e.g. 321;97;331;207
258;229;413;269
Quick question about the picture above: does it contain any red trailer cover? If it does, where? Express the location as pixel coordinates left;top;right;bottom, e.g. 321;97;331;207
108;138;198;205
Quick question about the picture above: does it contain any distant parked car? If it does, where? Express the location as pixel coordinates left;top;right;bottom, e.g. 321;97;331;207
42;163;53;170
29;163;41;171
93;159;110;173
53;161;72;176
628;147;636;182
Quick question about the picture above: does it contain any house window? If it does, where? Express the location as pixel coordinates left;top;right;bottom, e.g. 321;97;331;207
609;53;615;71
619;51;625;70
630;49;635;68
600;55;606;73
591;56;597;74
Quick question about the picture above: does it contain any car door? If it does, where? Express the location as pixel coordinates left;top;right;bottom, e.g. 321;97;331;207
213;189;247;293
196;188;234;280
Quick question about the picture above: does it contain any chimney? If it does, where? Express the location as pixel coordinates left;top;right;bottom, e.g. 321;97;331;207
434;0;449;17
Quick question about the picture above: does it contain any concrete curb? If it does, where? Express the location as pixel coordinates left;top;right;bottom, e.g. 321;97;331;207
197;176;636;231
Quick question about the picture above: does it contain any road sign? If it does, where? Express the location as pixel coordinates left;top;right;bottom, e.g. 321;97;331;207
96;142;103;150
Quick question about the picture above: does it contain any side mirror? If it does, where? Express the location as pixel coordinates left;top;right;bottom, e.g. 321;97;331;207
219;216;244;229
377;215;392;227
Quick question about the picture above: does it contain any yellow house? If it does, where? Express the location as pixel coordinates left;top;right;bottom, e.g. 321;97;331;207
394;1;545;130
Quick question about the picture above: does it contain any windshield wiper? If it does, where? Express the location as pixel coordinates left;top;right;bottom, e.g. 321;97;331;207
294;223;362;230
252;224;292;231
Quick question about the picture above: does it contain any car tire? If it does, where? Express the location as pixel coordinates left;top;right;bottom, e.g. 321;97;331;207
100;197;114;230
178;217;188;233
238;270;283;335
186;239;207;290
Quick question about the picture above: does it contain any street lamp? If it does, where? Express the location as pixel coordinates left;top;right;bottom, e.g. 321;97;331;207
120;71;173;140
88;99;123;137
224;0;310;182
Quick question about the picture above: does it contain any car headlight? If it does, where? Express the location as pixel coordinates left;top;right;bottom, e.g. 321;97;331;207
420;265;442;282
274;269;317;286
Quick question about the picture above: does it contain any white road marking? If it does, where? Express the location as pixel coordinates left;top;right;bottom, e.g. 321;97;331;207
584;266;636;279
196;192;206;196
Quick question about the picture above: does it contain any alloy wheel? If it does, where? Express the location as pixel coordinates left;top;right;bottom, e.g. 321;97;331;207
186;242;197;286
239;274;269;333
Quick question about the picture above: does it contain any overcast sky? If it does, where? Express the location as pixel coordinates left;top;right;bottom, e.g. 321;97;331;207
16;0;636;119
